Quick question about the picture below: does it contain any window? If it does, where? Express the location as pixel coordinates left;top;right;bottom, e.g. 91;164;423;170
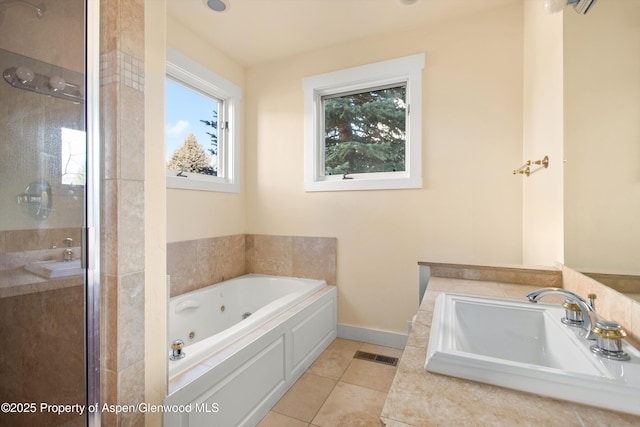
61;127;86;186
166;48;241;192
303;54;424;191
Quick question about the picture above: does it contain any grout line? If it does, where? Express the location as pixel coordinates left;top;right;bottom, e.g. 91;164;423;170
270;338;403;426
309;339;363;426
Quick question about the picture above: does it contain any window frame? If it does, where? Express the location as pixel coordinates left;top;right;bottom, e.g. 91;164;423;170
166;48;242;193
303;54;424;192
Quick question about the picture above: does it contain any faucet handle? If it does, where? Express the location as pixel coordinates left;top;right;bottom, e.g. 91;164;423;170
590;320;630;361
63;238;74;262
170;339;186;361
593;319;627;340
561;299;584;327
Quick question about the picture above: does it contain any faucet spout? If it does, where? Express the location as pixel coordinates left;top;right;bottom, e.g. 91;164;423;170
526;287;596;340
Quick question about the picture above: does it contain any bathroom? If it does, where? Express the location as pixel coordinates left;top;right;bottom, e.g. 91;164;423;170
1;0;638;425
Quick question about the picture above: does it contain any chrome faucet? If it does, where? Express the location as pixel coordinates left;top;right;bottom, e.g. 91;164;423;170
526;287;596;340
527;287;630;360
169;339;185;361
63;237;74;262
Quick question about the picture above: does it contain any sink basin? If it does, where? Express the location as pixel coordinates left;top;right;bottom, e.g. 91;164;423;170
425;293;640;415
25;260;83;278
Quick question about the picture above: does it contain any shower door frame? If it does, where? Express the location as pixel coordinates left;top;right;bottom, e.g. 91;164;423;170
86;0;101;425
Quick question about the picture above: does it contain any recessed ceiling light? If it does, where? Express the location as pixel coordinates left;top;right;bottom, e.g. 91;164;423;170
397;0;422;6
205;0;228;12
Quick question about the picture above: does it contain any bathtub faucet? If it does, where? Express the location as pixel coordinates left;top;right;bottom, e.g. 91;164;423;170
526;287;597;340
170;339;185;361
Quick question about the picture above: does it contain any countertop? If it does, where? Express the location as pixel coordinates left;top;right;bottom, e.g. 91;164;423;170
380;276;640;427
0;267;82;298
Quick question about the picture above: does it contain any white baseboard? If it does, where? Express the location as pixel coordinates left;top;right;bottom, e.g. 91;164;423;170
337;324;408;349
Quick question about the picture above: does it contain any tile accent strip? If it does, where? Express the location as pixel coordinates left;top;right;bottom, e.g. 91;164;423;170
100;50;145;91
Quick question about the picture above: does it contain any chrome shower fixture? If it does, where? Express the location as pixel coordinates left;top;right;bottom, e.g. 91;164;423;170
0;0;46;19
3;65;84;103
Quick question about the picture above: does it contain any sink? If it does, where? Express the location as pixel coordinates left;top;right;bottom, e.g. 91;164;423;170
25;259;83;278
425;293;640;415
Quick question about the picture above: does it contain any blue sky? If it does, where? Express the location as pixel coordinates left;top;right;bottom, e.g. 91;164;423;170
165;79;219;165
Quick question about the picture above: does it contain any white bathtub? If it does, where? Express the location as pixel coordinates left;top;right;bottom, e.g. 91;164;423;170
168;274;326;377
165;274;337;427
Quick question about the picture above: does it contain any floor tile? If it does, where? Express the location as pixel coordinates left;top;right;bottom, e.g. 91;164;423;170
257;411;309;427
272;373;337;423
261;339;404;426
312;382;387;427
341;358;397;393
306;346;357;379
328;338;362;352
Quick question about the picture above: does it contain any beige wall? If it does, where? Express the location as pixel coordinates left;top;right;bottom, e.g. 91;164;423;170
161;3;537;340
521;0;564;265
564;0;640;275
166;18;247;243
244;3;524;334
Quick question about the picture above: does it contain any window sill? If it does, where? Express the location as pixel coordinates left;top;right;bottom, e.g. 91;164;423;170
166;171;239;193
304;174;422;192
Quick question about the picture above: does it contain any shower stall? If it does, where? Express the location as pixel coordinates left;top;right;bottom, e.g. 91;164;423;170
0;0;99;426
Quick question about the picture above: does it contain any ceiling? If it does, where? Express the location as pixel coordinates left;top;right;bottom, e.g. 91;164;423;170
166;0;519;67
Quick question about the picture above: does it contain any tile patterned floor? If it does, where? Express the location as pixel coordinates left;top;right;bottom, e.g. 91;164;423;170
257;338;403;427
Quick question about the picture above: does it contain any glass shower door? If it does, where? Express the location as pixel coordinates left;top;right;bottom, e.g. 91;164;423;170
0;0;94;425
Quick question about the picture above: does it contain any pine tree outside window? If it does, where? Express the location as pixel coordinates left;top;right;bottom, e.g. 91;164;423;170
323;84;407;176
304;54;424;191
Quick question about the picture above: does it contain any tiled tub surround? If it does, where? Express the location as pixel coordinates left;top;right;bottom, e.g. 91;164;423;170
167;234;246;297
167;234;337;297
165;235;337;426
382;267;640;426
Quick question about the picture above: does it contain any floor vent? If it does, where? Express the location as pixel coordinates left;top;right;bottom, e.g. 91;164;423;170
353;351;398;367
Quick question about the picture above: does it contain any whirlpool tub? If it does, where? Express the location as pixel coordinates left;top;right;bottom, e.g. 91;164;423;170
165;274;337;427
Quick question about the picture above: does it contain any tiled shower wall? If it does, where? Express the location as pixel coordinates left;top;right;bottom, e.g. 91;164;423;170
0;285;85;426
167;234;337;297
